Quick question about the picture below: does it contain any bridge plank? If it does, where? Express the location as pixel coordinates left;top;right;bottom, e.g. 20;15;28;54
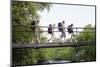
12;41;95;48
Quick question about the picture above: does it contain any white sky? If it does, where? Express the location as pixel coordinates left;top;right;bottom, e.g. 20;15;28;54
38;4;95;27
37;4;95;39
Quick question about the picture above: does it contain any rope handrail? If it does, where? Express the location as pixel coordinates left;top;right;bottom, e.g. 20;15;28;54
13;25;95;29
12;30;95;33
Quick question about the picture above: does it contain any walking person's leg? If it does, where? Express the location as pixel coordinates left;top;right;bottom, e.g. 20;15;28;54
37;33;40;43
51;33;54;42
61;29;66;42
61;31;63;39
63;32;66;41
71;32;75;42
48;34;51;42
48;33;52;43
71;33;73;42
60;28;63;38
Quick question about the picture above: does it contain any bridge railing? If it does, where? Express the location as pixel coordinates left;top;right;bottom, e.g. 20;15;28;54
13;25;95;32
12;25;96;48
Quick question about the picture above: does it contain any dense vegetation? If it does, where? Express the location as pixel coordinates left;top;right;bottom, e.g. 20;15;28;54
12;1;52;65
73;24;96;61
12;1;96;65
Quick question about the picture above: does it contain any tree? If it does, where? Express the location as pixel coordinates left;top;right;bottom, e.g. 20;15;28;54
12;1;52;65
73;24;96;61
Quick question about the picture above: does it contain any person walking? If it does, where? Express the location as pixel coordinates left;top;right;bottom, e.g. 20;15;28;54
48;24;53;42
62;21;66;40
31;20;40;44
58;21;66;41
67;24;75;41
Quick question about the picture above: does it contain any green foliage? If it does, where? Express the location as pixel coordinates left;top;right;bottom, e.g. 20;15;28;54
40;35;48;43
13;48;38;65
12;1;52;65
73;24;96;61
12;1;51;25
40;47;76;61
76;24;95;41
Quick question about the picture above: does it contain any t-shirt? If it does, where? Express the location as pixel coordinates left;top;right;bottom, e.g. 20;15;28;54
48;26;53;34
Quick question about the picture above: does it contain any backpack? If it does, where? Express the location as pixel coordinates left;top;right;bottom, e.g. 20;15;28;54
68;25;73;33
31;20;36;31
58;23;63;32
58;23;62;27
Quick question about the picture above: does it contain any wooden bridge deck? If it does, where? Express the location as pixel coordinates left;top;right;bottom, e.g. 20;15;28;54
12;40;95;48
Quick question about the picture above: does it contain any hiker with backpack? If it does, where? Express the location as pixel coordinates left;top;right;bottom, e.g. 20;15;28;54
31;20;40;43
47;24;56;42
67;24;75;41
48;24;54;42
58;21;66;40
